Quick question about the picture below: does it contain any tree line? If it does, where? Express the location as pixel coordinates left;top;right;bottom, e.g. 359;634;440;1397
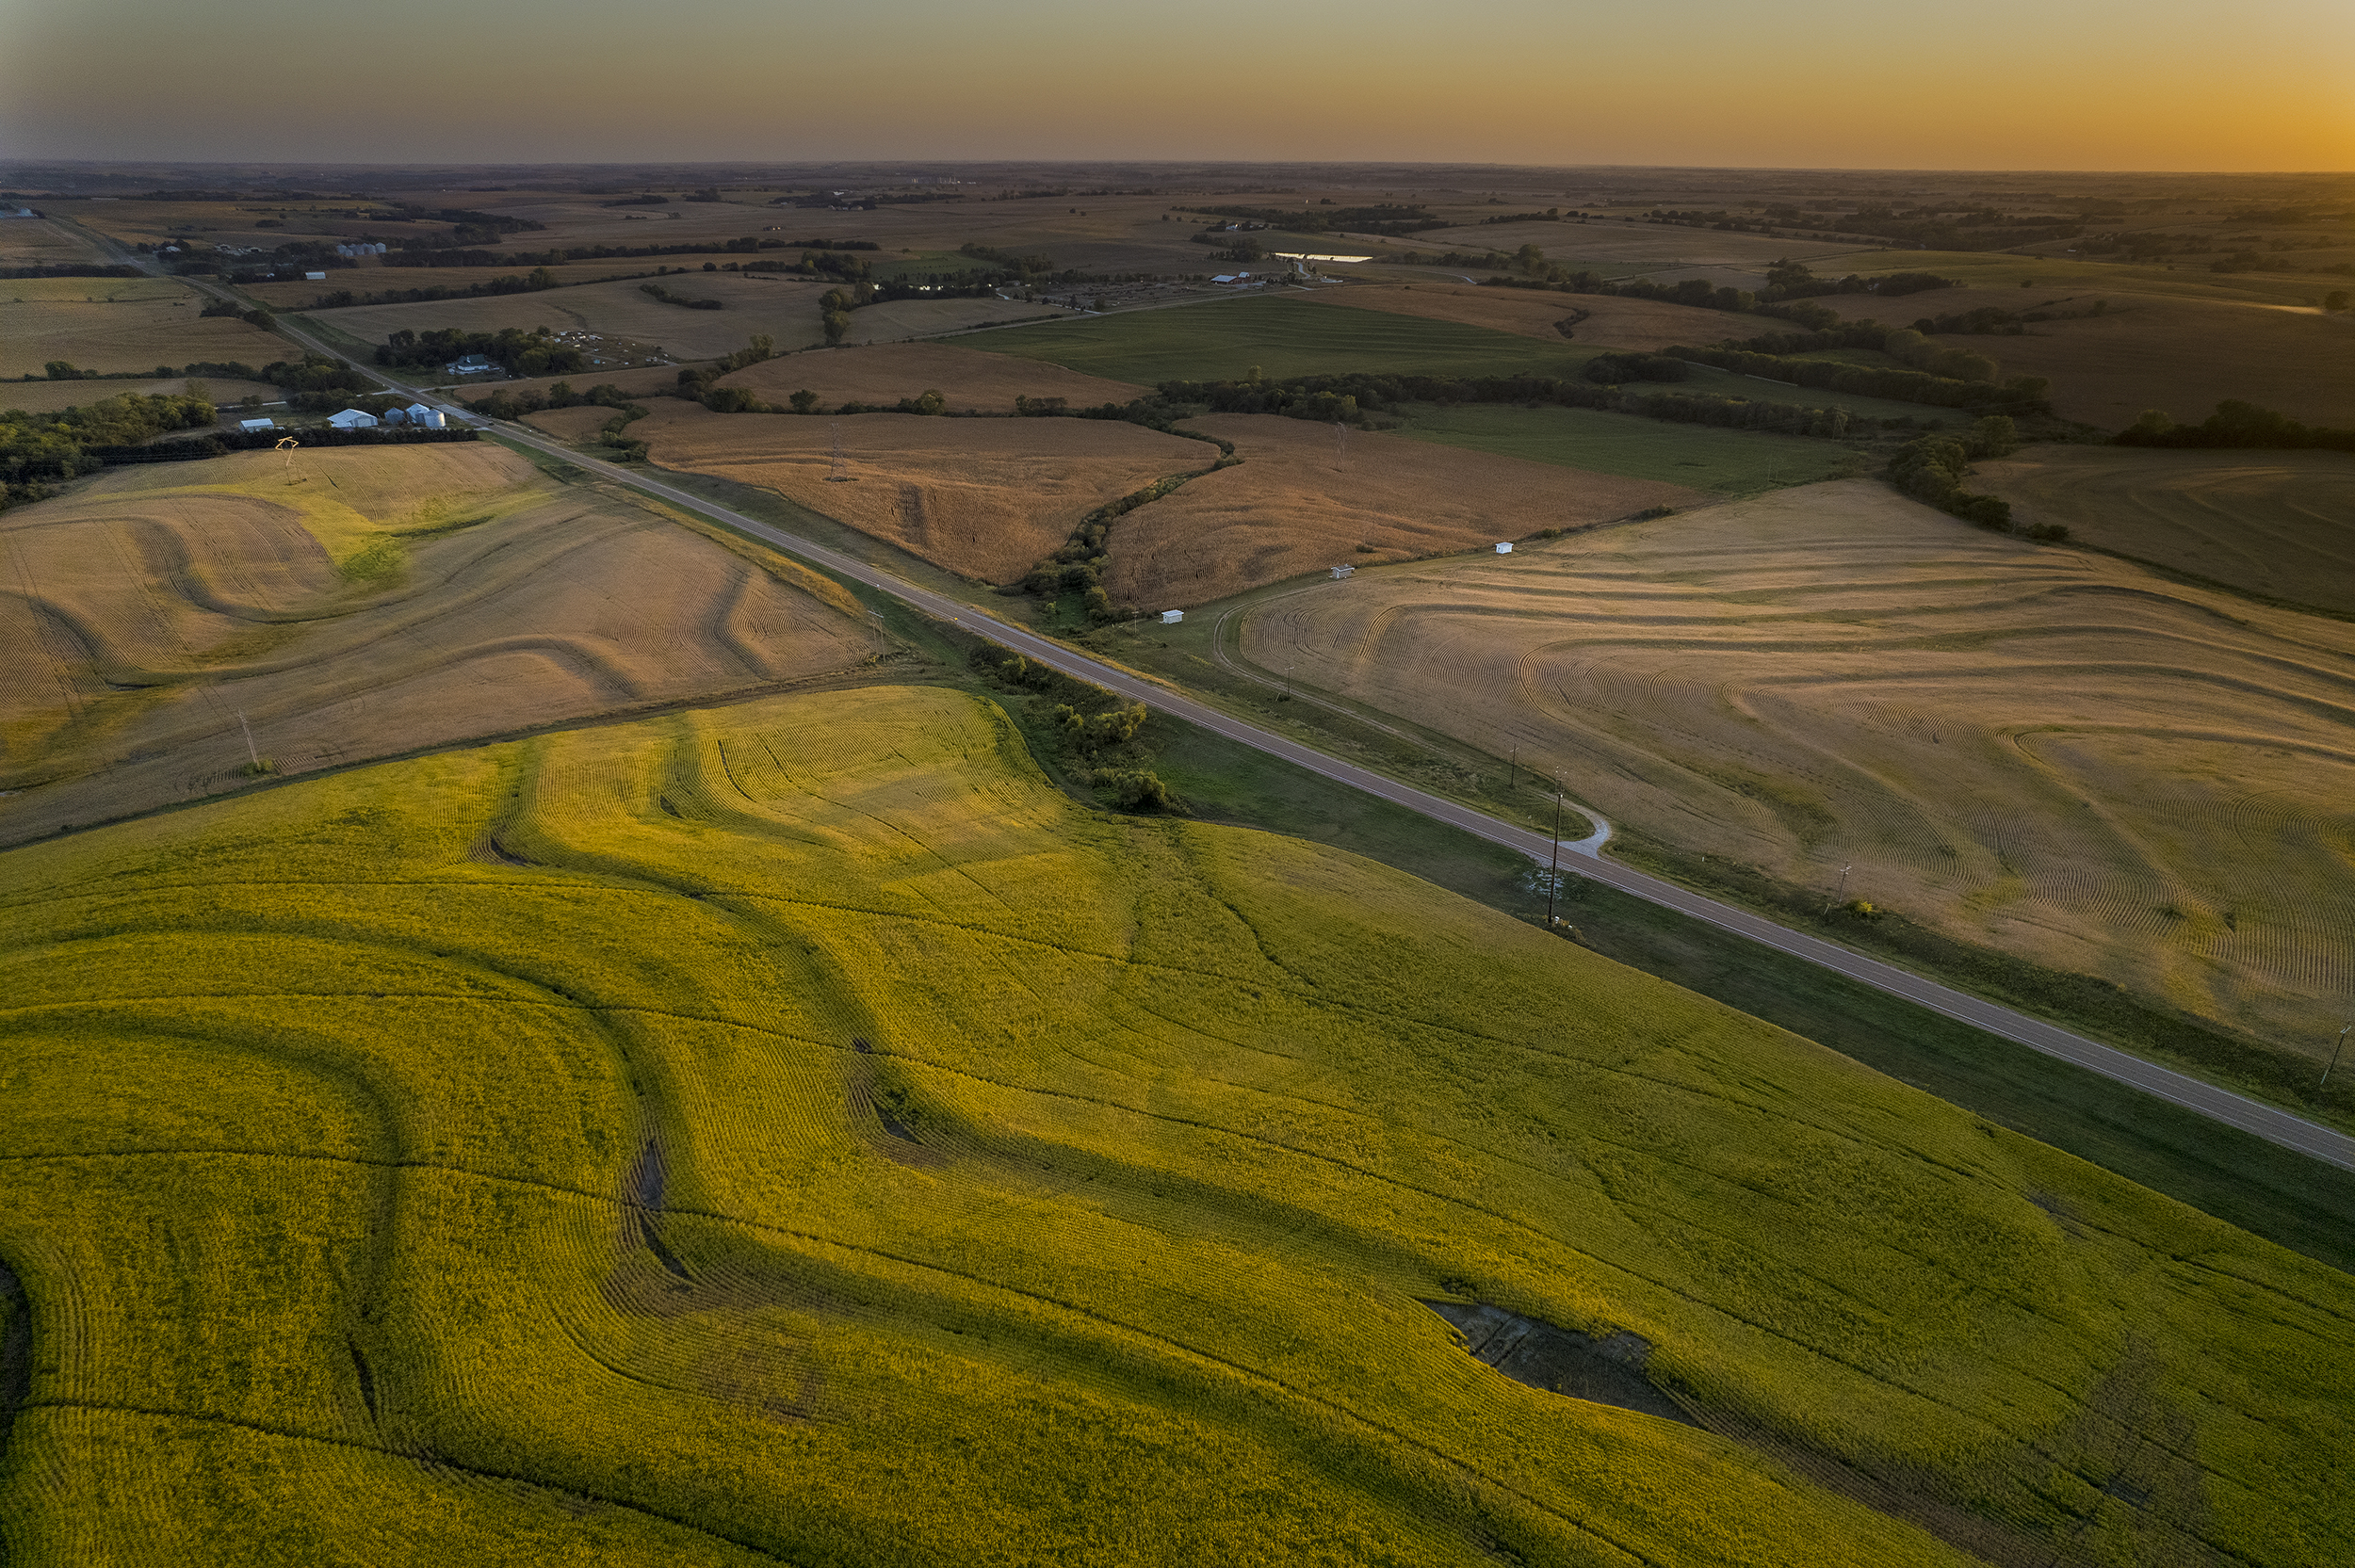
376;327;587;379
1156;369;1864;440
2117;401;2355;453
1;390;217;508
1886;420;2063;538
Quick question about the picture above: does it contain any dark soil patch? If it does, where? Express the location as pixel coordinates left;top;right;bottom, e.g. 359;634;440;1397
1422;1301;1696;1428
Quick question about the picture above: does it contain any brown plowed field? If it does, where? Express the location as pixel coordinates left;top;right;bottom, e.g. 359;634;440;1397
0;444;875;845
1979;445;2355;617
638;403;1210;583
1299;283;1739;352
717;341;1145;413
1105;413;1704;608
1242;479;2355;1054
1;278;288;380
1814;288;2355;429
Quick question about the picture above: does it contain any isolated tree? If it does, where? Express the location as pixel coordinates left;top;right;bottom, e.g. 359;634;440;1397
823;311;851;345
1514;242;1546;274
789;389;820;414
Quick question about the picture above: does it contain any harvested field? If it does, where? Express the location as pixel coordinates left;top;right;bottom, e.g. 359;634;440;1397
1980;445;2355;616
1;375;281;414
0;444;875;844
518;405;623;443
0;277;287;380
1242;479;2355;1056
308;272;834;362
718;340;1145;413
5;684;2347;1565
638;402;1210;583
1813;287;2355;428
1106;413;1701;607
0;218;109;265
1298;282;1738;352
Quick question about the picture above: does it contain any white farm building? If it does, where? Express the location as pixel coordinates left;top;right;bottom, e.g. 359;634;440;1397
326;409;379;430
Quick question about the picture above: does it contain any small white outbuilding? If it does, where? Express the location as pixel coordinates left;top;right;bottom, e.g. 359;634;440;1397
1161;610;1184;624
326;408;378;429
304;271;327;281
238;417;275;432
1495;542;1514;554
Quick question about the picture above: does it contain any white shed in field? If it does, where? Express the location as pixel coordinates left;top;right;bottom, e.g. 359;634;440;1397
1495;542;1514;554
1161;609;1184;624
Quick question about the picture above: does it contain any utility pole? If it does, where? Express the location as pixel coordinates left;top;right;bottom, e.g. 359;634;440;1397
2325;1021;2353;1090
1284;663;1293;700
237;711;260;771
1508;744;1518;792
1545;776;1564;927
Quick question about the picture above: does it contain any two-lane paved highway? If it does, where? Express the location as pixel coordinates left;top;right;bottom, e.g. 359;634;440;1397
240;292;2355;1175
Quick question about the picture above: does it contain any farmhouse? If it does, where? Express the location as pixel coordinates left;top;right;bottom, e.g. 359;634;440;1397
326;409;379;429
445;355;495;376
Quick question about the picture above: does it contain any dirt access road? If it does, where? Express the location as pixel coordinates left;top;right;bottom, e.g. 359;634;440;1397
143;238;2355;1176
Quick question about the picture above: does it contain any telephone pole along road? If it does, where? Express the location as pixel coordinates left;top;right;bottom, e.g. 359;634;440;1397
243;292;2355;1176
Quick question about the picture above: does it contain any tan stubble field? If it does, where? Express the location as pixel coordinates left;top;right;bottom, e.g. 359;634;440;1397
1240;479;2355;1058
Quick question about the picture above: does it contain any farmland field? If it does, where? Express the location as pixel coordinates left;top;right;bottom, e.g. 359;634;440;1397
0;217;109;265
718;339;1145;412
980;292;1594;384
0;443;876;846
1238;479;2355;1059
1396;403;1864;493
0;276;287;380
1978;445;2355;616
1810;283;2355;429
1105;413;1702;607
2;683;2349;1565
304;273;835;363
636;402;1211;582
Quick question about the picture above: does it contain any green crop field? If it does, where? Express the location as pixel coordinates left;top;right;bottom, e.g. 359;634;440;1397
980;291;1595;384
2;683;2349;1566
1395;402;1859;493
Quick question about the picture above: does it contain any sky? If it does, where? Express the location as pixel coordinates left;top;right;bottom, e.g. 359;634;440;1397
4;0;2350;171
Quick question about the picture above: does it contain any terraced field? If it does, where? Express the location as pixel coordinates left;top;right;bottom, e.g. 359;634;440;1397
0;444;876;845
1978;445;2355;616
1240;480;2355;1059
2;685;2347;1565
1106;413;1701;608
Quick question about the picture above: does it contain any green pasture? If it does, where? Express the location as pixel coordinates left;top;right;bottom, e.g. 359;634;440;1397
979;291;1594;384
1;684;2349;1565
1395;402;1859;493
1853;251;2340;308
